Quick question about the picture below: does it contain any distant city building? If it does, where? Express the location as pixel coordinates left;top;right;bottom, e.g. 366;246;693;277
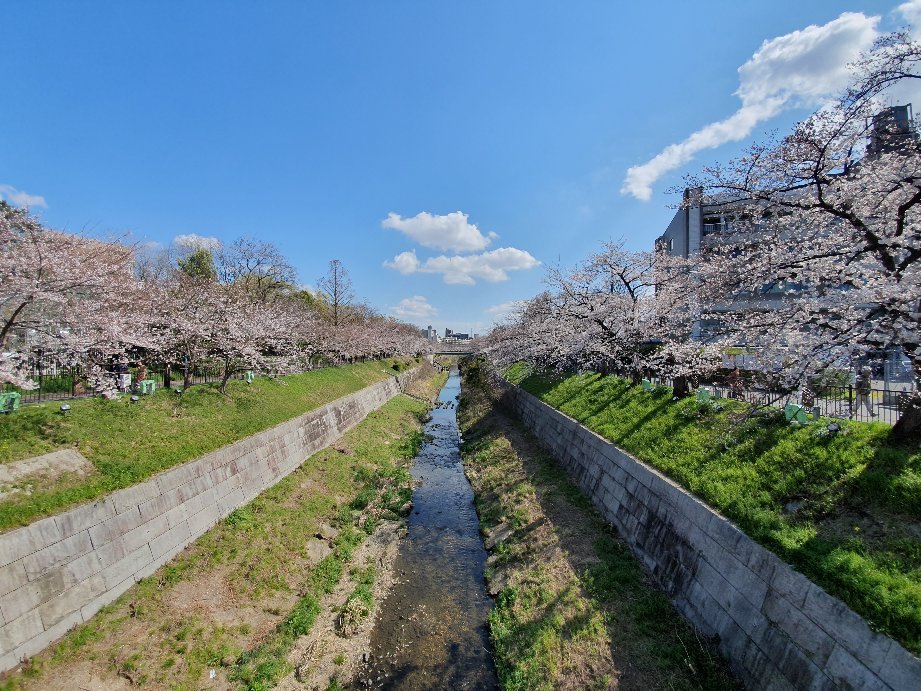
424;325;439;342
443;328;477;343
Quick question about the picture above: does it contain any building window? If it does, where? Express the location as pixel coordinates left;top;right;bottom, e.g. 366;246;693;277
702;216;725;236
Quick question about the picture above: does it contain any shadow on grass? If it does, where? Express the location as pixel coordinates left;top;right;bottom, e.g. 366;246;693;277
460;373;739;690
511;367;921;658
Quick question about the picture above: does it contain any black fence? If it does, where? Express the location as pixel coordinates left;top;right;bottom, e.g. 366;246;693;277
1;366;87;405
2;361;331;406
656;379;910;425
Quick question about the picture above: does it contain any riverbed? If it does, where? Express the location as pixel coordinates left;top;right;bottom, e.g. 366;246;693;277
353;369;497;689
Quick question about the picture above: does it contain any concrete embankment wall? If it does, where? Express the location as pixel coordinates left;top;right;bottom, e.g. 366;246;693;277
491;373;920;690
0;367;426;671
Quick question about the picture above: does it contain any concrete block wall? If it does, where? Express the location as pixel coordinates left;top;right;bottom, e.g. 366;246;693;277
491;374;921;690
0;367;425;672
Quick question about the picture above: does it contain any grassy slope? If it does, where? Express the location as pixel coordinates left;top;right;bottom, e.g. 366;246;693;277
0;358;418;532
0;372;446;691
460;361;738;690
504;363;921;656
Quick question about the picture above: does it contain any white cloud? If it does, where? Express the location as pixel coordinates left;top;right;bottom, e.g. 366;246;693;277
0;184;47;208
382;211;498;252
173;233;221;251
385;247;540;286
622;11;880;200
384;250;421;275
485;300;526;321
898;0;921;33
391;295;438;320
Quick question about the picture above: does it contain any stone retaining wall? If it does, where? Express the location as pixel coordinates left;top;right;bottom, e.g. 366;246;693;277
0;366;426;671
491;373;920;690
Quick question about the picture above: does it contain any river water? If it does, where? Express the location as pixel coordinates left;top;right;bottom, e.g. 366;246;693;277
352;369;498;689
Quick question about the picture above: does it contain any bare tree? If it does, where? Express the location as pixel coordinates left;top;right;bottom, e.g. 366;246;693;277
317;259;355;327
217;236;297;303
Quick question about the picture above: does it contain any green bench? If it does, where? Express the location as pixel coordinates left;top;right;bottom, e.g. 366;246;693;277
139;379;157;395
0;391;22;414
784;403;808;424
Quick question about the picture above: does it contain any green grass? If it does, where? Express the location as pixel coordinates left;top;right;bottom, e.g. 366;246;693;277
230;528;364;689
0;381;440;690
507;365;921;655
0;357;419;532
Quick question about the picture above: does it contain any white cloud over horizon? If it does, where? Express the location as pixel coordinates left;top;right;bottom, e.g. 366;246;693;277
0;184;47;209
173;233;221;251
382;211;498;252
391;295;438;320
384;247;540;286
485;300;526;322
621;11;881;200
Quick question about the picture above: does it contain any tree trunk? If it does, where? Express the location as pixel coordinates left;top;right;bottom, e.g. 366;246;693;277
220;358;232;394
672;375;692;399
891;394;921;442
892;358;921;442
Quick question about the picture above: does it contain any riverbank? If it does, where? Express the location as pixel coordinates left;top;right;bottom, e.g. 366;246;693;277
0;357;419;532
0;370;446;690
504;363;921;657
458;360;738;690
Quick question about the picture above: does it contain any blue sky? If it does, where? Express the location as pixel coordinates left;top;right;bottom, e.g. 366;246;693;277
1;0;915;335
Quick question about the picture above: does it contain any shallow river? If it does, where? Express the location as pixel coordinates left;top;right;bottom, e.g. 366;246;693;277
352;369;498;689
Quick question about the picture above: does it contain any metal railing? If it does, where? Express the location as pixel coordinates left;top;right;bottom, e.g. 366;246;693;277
688;383;911;425
658;378;910;425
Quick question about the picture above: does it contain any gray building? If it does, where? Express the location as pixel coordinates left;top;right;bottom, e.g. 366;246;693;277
444;328;476;342
654;105;917;380
657;105;918;261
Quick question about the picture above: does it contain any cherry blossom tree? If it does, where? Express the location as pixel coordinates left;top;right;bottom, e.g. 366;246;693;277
483;241;718;395
3;204;428;400
0;202;141;394
209;287;302;392
685;32;921;439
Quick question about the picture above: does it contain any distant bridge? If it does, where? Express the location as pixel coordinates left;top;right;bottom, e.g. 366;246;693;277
432;342;477;355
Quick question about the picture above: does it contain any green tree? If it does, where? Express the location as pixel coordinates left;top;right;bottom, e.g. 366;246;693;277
177;247;217;281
